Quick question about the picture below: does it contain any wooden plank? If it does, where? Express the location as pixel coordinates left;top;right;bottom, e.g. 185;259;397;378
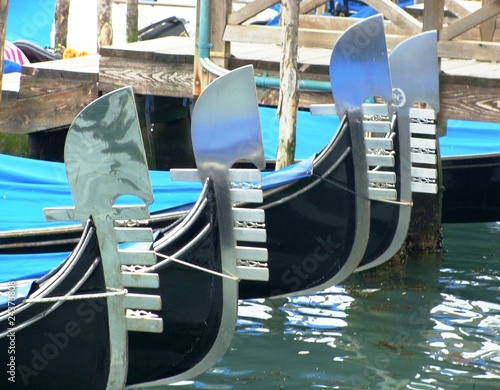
441;60;499;77
363;0;422;34
99;55;194;97
440;1;500;41
113;0;196;6
440;74;500;123
21;56;100;74
224;24;406;50
438;39;500;62
100;36;195;61
19;77;96;99
0;82;98;134
228;0;279;25
299;14;409;35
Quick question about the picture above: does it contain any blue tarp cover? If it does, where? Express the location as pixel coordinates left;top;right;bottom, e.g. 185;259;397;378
0;107;321;283
2;107;500;285
440;119;500;158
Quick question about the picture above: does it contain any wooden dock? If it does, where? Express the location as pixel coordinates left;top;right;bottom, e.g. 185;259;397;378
0;0;498;256
1;0;500;151
1;35;499;139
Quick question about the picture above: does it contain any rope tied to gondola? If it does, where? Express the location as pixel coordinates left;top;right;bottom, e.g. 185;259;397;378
24;287;128;303
154;252;240;282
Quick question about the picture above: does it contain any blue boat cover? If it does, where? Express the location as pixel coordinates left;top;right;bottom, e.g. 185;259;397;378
2;107;500;285
0;107;325;283
440;119;500;158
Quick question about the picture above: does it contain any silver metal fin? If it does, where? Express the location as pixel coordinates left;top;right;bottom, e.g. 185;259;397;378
330;14;393;114
43;87;163;389
389;31;439;195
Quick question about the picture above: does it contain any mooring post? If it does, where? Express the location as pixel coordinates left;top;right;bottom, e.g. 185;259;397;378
400;0;445;258
480;0;497;41
98;0;113;50
126;0;138;43
54;0;70;51
0;0;8;109
276;0;299;170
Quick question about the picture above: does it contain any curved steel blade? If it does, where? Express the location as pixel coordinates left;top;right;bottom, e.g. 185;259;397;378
168;65;266;386
389;30;439;112
358;31;441;272
328;14;392;275
64;86;154;220
191;64;265;179
330;14;392;113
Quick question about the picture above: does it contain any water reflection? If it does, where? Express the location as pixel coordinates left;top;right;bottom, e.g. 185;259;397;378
171;223;499;389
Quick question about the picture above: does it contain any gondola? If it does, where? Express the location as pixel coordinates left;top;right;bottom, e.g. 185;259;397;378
0;15;437;299
1;17;394;301
309;30;440;272
246;29;440;274
1;69;269;388
1;16;441;301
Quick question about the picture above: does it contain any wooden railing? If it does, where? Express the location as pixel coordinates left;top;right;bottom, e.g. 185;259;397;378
219;0;500;62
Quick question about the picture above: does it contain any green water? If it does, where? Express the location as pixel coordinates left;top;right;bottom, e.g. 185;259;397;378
167;222;500;389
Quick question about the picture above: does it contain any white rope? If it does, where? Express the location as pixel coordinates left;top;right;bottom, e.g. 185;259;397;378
154;251;240;282
374;198;413;206
24;287;128;303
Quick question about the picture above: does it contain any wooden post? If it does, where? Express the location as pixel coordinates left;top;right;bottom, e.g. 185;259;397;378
402;0;444;257
126;0;139;43
480;0;497;42
54;0;70;51
275;0;299;170
209;0;231;72
193;0;209;97
98;0;113;50
422;0;444;33
0;0;8;109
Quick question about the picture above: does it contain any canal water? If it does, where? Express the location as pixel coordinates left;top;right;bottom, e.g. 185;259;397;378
169;222;500;389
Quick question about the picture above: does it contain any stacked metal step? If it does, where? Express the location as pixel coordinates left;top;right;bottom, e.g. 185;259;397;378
362;103;398;202
408;107;438;194
170;167;269;282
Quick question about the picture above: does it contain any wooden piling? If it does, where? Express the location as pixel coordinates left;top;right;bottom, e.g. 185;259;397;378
54;0;70;51
98;0;113;49
126;0;139;43
0;0;8;109
275;0;299;170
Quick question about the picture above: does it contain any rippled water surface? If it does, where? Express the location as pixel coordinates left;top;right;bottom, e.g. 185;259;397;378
168;223;500;389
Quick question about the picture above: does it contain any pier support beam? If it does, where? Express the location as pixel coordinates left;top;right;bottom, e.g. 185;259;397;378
276;0;299;170
98;0;113;50
0;0;8;108
54;0;70;50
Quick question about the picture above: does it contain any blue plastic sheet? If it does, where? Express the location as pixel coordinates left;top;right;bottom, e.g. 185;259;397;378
441;119;500;158
261;106;339;160
0;107;329;233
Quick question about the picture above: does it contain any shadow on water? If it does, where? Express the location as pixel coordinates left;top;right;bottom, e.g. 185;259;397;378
163;222;500;390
